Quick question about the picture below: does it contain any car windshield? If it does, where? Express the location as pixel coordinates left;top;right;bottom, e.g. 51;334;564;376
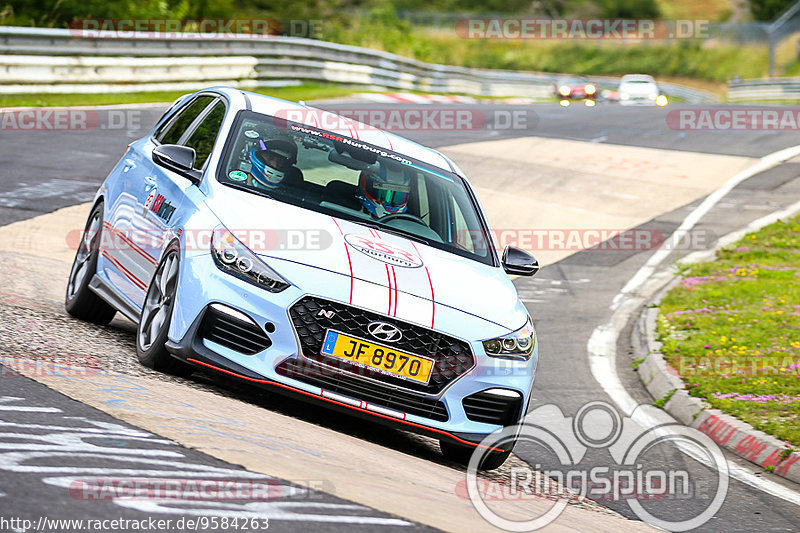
217;110;494;265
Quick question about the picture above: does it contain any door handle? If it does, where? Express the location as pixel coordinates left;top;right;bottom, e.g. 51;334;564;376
144;176;157;191
122;158;136;173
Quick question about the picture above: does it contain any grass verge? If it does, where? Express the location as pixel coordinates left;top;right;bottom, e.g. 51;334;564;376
656;214;800;445
0;84;365;108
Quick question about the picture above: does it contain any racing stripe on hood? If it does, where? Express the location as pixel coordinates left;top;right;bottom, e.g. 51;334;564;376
342;227;435;326
346;229;395;317
373;230;400;318
410;241;435;328
330;217;354;304
391;265;398;316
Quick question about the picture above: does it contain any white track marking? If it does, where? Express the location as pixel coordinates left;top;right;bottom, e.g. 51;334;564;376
0;396;61;412
587;144;800;505
616;144;800;303
0;396;412;526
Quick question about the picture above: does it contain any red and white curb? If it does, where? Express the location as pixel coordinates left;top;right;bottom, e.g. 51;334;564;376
637;303;800;484
636;199;800;485
356;93;478;104
587;145;800;506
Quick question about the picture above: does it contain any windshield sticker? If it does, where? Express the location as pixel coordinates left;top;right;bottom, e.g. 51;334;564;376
288;124;412;166
244;129;259;138
344;234;423;268
228;170;248;181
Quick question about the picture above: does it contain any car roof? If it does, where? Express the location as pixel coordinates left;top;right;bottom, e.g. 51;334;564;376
620;74;656;82
205;86;456;174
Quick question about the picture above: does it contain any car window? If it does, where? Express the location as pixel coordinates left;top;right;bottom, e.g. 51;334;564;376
217;111;495;266
451;193;477;253
156;95;214;145
184;100;226;169
415;172;430;224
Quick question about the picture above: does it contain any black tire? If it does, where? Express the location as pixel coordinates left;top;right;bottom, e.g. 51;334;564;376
65;202;117;324
136;243;194;377
440;439;513;471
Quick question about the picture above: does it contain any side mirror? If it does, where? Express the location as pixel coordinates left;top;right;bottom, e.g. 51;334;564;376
153;144;202;184
502;246;539;277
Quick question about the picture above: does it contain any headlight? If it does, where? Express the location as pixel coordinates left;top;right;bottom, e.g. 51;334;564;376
482;318;535;360
584;84;596;95
558;85;571;96
656;95;668;107
620;93;630;100
211;227;290;293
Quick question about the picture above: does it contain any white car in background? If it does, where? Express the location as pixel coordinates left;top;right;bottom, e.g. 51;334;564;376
618;74;668;106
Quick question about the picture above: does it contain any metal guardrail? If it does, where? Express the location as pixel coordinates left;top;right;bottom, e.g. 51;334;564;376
0;26;718;102
728;78;800;101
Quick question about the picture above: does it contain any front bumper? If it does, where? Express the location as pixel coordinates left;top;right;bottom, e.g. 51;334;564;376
166;250;538;448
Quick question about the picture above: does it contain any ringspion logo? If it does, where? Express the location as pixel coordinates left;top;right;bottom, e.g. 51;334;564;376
463;401;728;531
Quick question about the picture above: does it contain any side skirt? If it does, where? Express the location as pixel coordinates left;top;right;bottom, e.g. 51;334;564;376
89;274;141;323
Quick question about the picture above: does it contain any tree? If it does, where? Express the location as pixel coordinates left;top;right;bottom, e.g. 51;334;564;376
750;0;795;22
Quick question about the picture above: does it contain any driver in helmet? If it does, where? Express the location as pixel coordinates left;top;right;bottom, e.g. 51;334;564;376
249;138;298;190
357;160;411;218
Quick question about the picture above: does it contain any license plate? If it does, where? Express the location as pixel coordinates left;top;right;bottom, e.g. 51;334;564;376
320;330;434;384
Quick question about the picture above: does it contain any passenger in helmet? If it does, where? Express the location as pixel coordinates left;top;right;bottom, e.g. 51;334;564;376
358;160;411;217
249;138;298;190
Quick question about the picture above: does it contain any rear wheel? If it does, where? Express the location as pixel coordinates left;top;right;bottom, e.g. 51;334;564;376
136;245;194;377
439;439;513;471
65;202;116;324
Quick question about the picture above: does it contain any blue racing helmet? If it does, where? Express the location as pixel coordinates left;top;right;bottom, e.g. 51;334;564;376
358;161;411;217
249;138;297;190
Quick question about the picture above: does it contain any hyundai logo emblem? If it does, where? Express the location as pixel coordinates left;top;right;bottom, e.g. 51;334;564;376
367;322;402;342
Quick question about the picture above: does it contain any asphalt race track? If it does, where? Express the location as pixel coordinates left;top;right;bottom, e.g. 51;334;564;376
2;99;800;531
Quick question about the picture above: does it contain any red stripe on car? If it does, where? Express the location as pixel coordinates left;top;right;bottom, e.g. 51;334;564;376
331;217;354;304
187;358;505;452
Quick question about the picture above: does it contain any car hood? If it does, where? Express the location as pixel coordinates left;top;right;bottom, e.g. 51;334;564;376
204;187;525;331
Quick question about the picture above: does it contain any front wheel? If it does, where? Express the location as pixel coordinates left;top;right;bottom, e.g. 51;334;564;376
136;244;194;377
65;202;116;324
439;439;513;471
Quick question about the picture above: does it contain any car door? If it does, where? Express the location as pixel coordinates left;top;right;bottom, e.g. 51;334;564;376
105;94;217;307
100;97;208;305
133;97;228;303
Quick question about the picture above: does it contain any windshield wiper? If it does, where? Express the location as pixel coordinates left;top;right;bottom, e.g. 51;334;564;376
223;180;274;200
352;220;430;246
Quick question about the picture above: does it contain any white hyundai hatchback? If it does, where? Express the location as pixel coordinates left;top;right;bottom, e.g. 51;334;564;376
66;87;540;469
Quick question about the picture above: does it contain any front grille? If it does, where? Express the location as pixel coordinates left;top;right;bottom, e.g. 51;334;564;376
289;296;474;394
276;359;449;421
462;390;522;426
199;306;272;355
